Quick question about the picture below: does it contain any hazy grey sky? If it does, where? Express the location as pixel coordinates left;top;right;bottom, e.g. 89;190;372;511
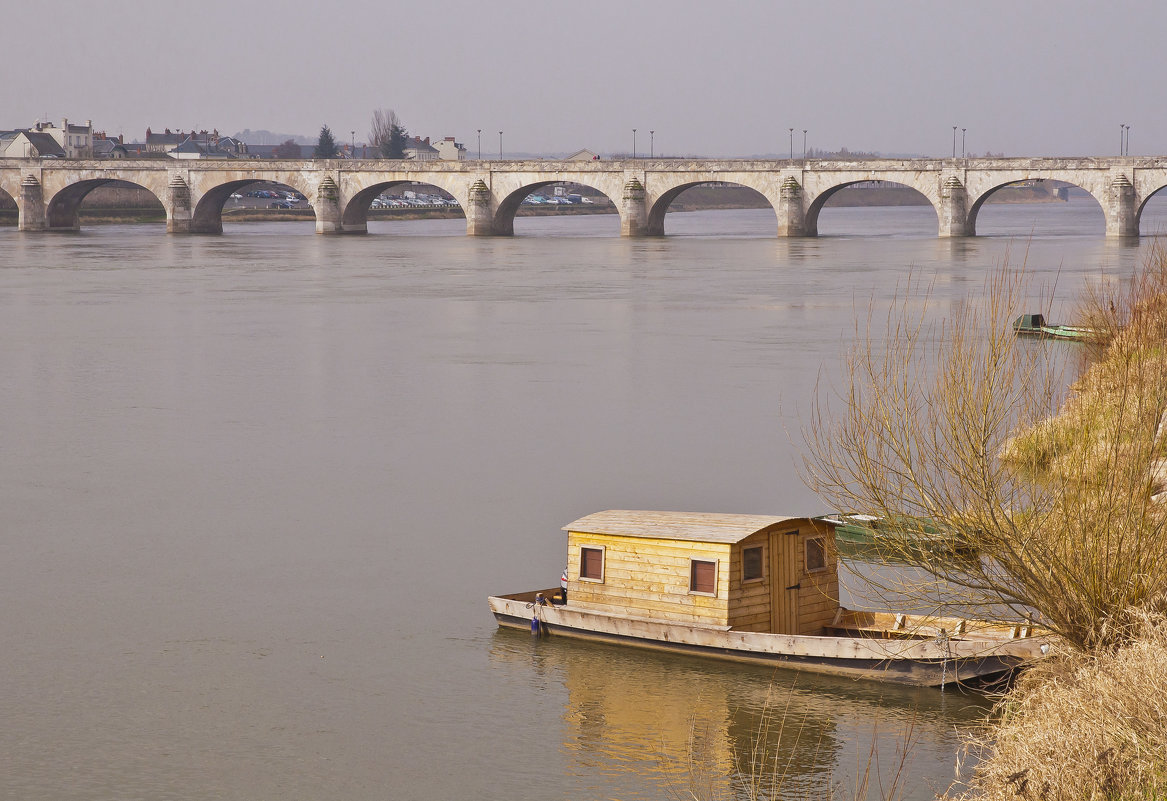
6;0;1165;157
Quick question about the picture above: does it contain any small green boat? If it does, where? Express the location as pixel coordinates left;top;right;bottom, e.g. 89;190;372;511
1012;313;1093;341
818;514;977;562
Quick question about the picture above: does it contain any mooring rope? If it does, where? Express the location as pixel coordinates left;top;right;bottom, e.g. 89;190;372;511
937;628;952;691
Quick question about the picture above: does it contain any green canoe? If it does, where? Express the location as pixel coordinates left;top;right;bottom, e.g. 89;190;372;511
1012;313;1094;341
819;514;978;562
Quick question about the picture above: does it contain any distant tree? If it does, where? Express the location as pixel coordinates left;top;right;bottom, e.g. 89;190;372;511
386;123;409;159
273;139;301;158
369;108;409;159
314;125;339;159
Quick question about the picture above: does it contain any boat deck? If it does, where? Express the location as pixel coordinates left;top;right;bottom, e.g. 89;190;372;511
827;609;1042;642
496;591;1041;643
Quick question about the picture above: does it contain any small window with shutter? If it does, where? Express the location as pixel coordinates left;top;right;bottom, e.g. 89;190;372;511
689;559;718;595
579;546;604;582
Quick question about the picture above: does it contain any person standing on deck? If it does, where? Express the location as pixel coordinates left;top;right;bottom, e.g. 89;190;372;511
557;567;568;604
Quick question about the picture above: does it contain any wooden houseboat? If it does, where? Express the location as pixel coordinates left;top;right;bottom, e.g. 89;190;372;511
488;511;1049;687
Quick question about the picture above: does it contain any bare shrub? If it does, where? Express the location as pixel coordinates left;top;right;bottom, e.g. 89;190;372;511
804;250;1167;651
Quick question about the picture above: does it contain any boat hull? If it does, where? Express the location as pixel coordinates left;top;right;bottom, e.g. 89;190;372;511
489;591;1044;687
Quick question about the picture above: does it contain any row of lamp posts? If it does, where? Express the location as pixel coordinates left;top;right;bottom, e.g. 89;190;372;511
787;128;809;159
473;129;503;159
355;123;1141;163
631;129;656;158
952;125;966;158
470;128;661;160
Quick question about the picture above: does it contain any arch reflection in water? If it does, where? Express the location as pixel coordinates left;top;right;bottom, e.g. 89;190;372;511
489;629;989;800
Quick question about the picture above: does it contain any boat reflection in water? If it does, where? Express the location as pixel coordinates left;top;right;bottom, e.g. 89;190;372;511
489;627;991;800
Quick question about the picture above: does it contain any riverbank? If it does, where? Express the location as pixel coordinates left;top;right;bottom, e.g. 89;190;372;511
952;254;1167;799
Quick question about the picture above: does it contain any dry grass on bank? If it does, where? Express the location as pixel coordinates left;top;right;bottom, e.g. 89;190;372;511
1003;243;1167;488
950;612;1167;801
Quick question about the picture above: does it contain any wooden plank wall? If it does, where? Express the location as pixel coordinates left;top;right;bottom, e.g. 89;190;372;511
727;531;772;632
726;522;841;635
565;519;841;634
797;521;841;635
566;532;732;625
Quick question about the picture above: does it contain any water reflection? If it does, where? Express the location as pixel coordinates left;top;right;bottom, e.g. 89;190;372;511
489;629;989;800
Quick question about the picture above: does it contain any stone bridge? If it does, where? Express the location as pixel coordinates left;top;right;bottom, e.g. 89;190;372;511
2;156;1165;238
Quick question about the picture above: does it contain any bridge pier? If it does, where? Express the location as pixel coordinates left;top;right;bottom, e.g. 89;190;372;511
166;173;192;233
465;179;494;236
17;174;46;231
1106;173;1138;238
777;177;806;237
938;175;972;237
621;177;648;236
314;175;344;234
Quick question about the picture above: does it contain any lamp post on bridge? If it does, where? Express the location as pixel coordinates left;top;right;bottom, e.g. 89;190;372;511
1125;125;1131;156
650;130;654;159
952;126;957;158
477;129;481;160
632;129;637;159
351;131;355;160
788;128;793;159
803;129;807;159
962;128;966;158
499;131;503;160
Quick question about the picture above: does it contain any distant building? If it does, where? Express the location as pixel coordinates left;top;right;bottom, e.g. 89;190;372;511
246;143;314;159
433;137;467;161
0;130;67;159
167;135;237;160
34;118;93;158
92;132;128;159
141;128;185;153
0;119;93;158
404;136;439;161
566;148;600;161
139;127;244;155
216;136;248;156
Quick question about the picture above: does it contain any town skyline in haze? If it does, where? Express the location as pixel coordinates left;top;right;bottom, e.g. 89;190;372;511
6;0;1165;159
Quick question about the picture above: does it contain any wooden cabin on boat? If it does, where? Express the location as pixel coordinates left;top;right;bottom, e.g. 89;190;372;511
563;511;839;635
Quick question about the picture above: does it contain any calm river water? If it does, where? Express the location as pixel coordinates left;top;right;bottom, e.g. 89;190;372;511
2;196;1165;800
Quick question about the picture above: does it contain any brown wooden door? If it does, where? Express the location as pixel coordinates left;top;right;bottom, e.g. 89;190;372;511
770;530;800;634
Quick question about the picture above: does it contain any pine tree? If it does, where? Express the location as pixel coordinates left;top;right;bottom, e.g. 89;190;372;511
385;123;409;159
314;125;338;159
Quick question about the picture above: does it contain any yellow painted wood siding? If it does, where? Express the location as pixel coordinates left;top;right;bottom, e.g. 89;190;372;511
566;532;732;625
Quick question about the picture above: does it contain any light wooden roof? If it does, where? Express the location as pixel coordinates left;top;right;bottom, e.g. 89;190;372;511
563;510;810;544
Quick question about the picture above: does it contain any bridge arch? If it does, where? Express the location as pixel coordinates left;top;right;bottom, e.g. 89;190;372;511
340;178;464;233
44;177;167;231
492;180;621;236
0;172;19;217
191;176;316;234
804;179;937;236
0;183;16;226
645;172;780;236
645;181;776;236
1136;183;1167;235
967;179;1103;236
